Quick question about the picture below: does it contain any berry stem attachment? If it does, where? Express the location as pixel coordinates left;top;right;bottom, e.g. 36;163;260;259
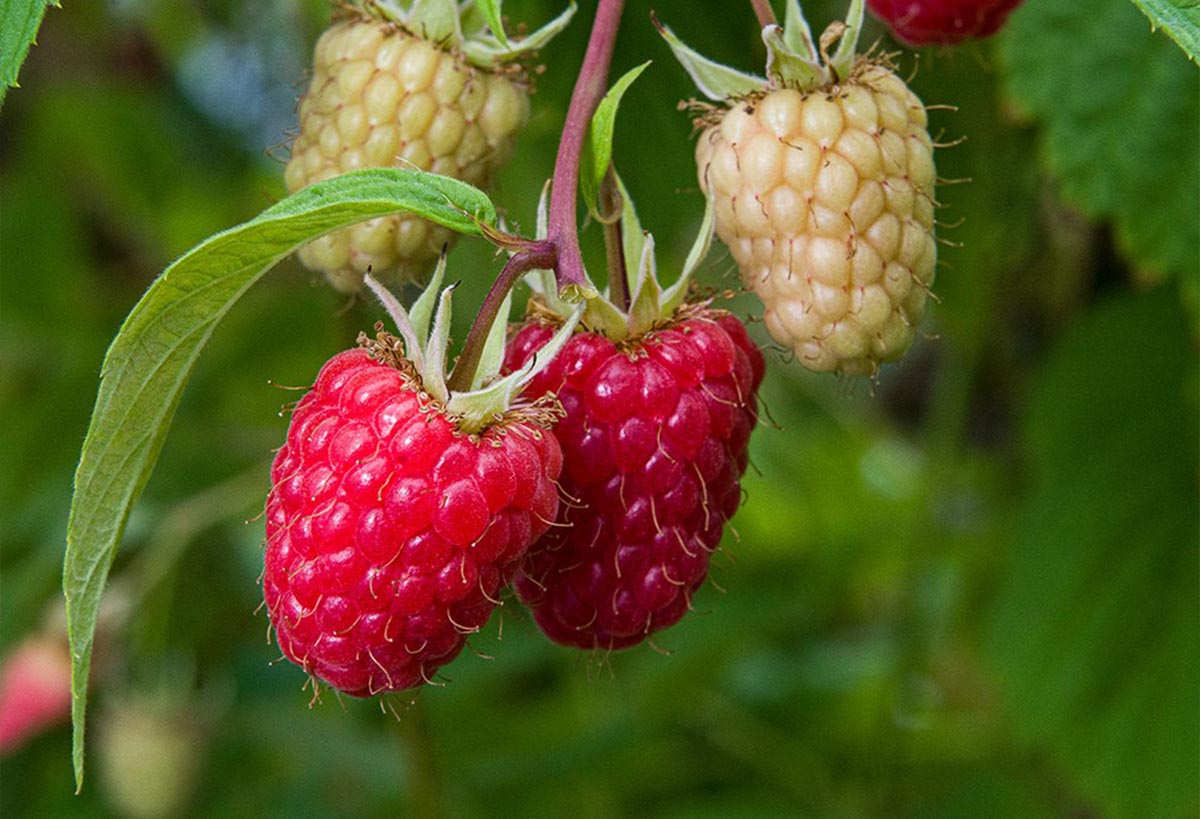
446;241;558;393
749;0;778;29
546;0;626;295
597;169;631;312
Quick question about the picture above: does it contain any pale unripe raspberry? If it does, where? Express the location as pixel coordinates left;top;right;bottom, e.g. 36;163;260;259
697;64;937;374
286;18;531;292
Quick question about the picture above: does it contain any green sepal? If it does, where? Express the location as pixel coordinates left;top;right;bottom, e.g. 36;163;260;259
472;287;514;390
626;234;662;337
364;274;427;373
372;0;575;68
448;304;584;432
661;190;716;316
828;0;864;82
763;24;827;88
460;2;576;65
654;14;765;101
405;0;461;45
468;0;509;49
422;284;456;403
410;252;447;343
660;0;868;96
783;0;819;61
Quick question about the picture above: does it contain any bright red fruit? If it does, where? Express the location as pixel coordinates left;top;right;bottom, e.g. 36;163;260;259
264;345;563;695
867;0;1024;45
504;307;764;650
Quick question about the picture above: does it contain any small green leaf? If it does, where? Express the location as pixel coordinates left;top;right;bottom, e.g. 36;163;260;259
1128;0;1200;60
64;167;495;790
1001;0;1200;292
580;61;651;218
0;0;57;109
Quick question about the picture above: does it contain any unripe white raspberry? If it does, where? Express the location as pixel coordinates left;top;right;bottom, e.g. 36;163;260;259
660;1;939;375
697;64;936;374
286;16;531;292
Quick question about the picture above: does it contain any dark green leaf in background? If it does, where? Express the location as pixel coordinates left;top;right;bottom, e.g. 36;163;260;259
1001;0;1200;300
0;0;57;108
987;288;1200;819
63;168;496;790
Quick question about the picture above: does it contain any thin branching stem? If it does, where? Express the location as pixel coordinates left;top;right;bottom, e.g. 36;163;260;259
546;0;626;294
446;242;557;393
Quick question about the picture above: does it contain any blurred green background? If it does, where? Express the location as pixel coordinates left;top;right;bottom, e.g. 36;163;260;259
1;0;1197;817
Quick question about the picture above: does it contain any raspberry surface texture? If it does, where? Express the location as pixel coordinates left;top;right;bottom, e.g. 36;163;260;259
867;0;1025;46
285;17;530;291
504;309;764;650
264;348;561;695
696;64;936;375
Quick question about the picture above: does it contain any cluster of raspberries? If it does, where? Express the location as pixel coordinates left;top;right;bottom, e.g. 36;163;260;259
263;312;763;696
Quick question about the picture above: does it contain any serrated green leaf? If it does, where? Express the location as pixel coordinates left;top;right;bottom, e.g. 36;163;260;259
63;167;495;790
1128;0;1200;60
986;289;1199;819
0;0;57;109
580;61;651;219
1001;0;1200;292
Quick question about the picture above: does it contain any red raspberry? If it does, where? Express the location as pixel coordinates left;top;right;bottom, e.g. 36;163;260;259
867;0;1025;46
264;347;562;695
504;308;764;650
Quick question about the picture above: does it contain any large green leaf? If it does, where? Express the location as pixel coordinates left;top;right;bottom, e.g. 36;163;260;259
1128;0;1200;60
63;168;496;790
1000;0;1200;291
986;289;1199;819
0;0;56;108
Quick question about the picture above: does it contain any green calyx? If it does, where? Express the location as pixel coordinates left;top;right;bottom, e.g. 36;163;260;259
364;0;576;69
655;0;866;98
523;175;716;342
519;60;714;342
363;261;581;433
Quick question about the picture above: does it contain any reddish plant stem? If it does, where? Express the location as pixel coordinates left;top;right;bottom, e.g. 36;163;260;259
446;242;557;393
546;0;626;293
750;0;777;28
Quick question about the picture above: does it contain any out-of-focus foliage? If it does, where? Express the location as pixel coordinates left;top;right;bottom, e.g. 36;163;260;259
1001;0;1200;307
1;1;1196;818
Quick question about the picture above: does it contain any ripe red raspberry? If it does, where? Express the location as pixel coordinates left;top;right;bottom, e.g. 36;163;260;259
867;0;1025;46
264;344;563;695
504;307;764;649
